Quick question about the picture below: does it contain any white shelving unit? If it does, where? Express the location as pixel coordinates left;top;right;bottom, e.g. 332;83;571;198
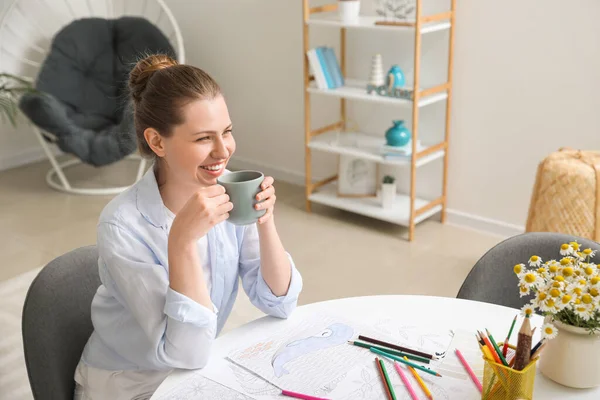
307;130;445;168
306;79;448;108
306;14;451;35
309;182;441;226
302;1;456;241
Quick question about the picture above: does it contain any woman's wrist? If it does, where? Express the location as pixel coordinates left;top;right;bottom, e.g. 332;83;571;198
168;231;196;252
257;215;276;236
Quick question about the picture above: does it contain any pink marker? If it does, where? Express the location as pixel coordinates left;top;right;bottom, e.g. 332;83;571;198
281;389;330;400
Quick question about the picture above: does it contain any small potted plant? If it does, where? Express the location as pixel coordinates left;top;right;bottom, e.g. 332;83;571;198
1;73;35;127
514;241;600;388
381;175;396;208
338;0;360;24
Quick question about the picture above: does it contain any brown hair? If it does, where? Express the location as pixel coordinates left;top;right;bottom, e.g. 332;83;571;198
128;54;221;158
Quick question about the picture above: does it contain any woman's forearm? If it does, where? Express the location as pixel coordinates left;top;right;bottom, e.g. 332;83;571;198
257;217;292;296
168;237;213;310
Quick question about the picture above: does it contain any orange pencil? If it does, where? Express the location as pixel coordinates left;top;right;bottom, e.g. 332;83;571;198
479;331;501;365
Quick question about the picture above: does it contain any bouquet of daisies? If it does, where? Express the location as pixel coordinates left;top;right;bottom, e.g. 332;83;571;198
514;241;600;337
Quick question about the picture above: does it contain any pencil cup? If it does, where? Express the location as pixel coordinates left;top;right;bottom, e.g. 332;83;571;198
482;344;537;400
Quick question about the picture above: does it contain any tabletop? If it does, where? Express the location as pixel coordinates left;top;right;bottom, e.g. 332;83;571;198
152;295;600;399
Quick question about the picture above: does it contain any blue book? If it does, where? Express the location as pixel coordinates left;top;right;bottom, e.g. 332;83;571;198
324;47;344;88
315;47;334;89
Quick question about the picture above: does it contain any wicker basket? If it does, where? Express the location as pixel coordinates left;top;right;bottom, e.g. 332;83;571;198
526;148;600;241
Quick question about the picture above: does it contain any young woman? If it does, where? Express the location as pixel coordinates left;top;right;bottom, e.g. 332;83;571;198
73;54;303;399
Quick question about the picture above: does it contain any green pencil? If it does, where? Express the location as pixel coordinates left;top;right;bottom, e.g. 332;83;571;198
502;315;517;357
378;358;397;400
348;341;431;364
370;347;442;377
486;329;509;366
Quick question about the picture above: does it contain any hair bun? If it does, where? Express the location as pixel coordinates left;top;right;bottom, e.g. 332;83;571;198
129;54;178;103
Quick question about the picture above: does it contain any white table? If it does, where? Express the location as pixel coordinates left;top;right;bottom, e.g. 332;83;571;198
152;295;600;399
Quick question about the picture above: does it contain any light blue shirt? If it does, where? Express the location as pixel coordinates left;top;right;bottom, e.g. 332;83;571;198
79;167;303;371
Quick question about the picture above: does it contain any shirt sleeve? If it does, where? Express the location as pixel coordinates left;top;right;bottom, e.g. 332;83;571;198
97;222;217;369
238;224;303;319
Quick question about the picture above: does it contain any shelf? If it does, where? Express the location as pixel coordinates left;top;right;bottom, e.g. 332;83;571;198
308;130;445;167
306;79;448;107
306;15;451;35
308;182;442;226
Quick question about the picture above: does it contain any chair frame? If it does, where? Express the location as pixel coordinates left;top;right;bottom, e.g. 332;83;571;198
1;0;185;195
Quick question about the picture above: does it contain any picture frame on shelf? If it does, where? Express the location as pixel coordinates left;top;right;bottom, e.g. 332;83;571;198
337;155;379;197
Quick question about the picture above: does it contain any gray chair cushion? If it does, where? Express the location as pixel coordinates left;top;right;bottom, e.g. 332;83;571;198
456;232;600;310
22;245;101;400
19;16;175;166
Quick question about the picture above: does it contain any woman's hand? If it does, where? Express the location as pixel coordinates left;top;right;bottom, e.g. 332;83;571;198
170;185;233;246
255;176;276;225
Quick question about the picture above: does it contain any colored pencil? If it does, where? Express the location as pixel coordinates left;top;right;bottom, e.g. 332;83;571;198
530;342;547;361
359;334;434;360
485;329;509;366
348;341;431;364
403;356;433;400
502;315;517;356
394;361;419;400
380;358;397;400
530;338;544;356
370;347;442;377
514;316;532;371
478;331;502;365
281;390;330;400
375;357;394;400
455;348;482;393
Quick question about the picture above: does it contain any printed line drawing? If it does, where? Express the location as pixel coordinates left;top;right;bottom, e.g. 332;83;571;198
272;323;354;377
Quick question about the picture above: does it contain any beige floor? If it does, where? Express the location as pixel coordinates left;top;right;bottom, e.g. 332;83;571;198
0;155;504;303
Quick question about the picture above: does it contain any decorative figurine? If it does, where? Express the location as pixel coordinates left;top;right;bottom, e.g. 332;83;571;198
368;54;385;93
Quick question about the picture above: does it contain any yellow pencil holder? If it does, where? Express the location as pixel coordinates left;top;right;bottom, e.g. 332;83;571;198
481;343;538;400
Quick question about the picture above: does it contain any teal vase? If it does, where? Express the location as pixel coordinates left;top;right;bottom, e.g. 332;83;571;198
385;120;411;147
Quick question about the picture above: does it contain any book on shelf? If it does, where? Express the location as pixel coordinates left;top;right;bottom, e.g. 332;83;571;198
307;46;344;90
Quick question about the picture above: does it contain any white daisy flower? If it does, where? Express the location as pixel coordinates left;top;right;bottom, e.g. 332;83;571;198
589;276;600;288
513;263;526;277
560;257;574;267
547;260;561;274
519;285;531;298
556;294;573;311
521;303;536;317
560;243;573;256
541;323;558;340
582;264;597;277
529;255;542;267
584;248;597;258
574;304;592;320
567;282;585;297
570;241;581;253
561;266;576;278
539;298;557;313
521;271;544;288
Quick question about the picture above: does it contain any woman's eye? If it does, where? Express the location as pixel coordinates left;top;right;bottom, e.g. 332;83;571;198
195;136;210;142
223;130;232;136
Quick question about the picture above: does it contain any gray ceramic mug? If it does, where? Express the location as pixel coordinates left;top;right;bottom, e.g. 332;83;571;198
217;170;267;225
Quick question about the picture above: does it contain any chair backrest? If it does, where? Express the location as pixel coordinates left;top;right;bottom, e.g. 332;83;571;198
456;232;600;309
22;245;101;400
0;0;184;80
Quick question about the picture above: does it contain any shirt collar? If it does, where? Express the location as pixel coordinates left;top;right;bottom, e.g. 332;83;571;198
136;164;168;229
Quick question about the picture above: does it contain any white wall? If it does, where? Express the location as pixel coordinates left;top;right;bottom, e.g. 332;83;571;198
2;0;600;235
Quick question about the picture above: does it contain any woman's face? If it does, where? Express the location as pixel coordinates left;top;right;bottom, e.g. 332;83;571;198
159;94;236;187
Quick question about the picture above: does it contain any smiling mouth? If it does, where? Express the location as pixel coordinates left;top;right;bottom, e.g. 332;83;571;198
199;162;224;171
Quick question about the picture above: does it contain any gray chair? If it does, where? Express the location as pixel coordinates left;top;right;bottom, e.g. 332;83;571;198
22;245;100;400
456;232;600;309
